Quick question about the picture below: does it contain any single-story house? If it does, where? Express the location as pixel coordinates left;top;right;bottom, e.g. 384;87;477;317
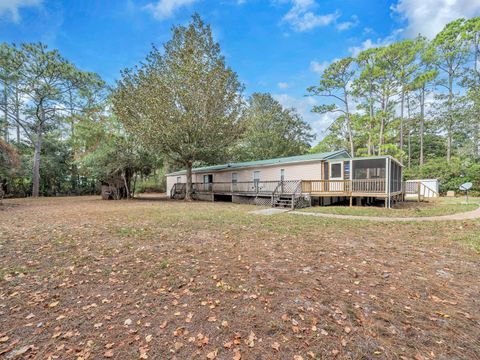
166;150;404;208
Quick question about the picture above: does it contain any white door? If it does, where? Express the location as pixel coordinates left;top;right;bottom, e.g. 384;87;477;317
253;171;260;192
329;161;344;192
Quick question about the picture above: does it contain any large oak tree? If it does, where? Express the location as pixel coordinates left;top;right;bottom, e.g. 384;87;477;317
113;14;243;200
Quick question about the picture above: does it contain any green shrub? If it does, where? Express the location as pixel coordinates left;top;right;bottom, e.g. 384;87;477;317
404;157;480;195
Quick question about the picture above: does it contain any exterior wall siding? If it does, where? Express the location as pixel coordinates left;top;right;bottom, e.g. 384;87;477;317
166;160;325;193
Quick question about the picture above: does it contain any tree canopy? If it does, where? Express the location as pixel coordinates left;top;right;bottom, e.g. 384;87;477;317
310;18;480;170
234;93;314;161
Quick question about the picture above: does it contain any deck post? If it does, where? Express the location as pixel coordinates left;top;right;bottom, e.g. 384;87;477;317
349;196;353;207
385;157;390;208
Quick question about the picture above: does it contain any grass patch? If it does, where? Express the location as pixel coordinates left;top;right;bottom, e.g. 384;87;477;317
298;197;479;217
1;195;479;359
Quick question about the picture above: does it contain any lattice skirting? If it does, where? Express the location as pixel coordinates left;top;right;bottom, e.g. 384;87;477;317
295;195;311;208
232;195;272;206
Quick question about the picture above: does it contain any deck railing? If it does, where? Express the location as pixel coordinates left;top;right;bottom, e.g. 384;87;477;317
193;180;300;195
405;181;439;200
302;179;386;194
177;178;388;198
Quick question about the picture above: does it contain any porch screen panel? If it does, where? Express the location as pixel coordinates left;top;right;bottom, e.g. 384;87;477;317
344;162;350;180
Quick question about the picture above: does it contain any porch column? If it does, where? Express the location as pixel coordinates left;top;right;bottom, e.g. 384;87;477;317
385;157;390;208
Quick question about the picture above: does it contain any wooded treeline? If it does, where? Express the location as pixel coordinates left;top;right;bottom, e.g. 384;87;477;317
1;15;479;199
309;18;480;192
0;15;313;199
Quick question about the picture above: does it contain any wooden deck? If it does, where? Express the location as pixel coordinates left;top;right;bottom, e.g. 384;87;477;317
170;178;406;208
171;179;402;198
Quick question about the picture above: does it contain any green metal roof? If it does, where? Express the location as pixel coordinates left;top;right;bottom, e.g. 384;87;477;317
166;150;350;176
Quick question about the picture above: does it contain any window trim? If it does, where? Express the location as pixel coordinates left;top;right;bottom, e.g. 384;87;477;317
329;161;343;180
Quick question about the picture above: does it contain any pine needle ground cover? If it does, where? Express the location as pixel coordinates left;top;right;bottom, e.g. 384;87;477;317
1;196;479;359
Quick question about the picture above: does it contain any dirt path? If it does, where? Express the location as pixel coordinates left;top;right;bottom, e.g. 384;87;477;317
291;205;480;222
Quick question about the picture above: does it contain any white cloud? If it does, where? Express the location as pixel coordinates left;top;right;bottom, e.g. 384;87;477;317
144;0;198;20
309;60;329;75
347;29;402;56
392;0;480;38
273;93;334;139
0;0;41;22
282;0;340;32
277;82;290;89
310;112;337;140
336;15;359;31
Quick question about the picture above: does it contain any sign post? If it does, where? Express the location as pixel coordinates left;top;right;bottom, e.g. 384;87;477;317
459;182;473;204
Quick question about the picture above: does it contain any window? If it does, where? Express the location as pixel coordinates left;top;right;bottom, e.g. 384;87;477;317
203;174;213;183
330;163;342;179
231;173;238;184
280;169;285;181
176;176;181;183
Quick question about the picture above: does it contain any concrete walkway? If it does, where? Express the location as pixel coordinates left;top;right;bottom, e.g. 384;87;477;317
290;205;480;222
250;208;290;215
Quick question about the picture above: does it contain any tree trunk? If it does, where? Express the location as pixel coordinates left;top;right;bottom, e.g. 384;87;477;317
446;74;453;162
32;105;46;198
408;129;411;168
378;99;387;155
406;93;411;168
344;92;354;156
399;90;405;161
367;132;372;156
32;132;43;197
474;33;480;159
122;170;131;199
419;87;425;167
15;85;20;143
185;161;193;201
3;82;8;141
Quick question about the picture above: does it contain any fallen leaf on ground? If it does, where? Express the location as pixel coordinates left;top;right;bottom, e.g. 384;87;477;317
233;348;241;360
206;349;218;359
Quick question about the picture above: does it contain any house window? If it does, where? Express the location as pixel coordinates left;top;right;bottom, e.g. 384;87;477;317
330;163;342;179
280;169;285;182
203;174;213;183
176;176;181;183
231;173;238;184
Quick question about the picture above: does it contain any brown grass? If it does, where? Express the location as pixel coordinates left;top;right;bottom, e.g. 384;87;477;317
0;196;479;359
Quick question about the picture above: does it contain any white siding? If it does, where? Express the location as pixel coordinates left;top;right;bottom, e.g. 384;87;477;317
166;174;186;196
166;160;325;195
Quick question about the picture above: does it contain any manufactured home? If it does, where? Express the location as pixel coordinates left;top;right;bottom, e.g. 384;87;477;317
166;150;404;208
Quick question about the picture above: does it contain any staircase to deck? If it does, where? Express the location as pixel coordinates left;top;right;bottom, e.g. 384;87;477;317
170;183;186;199
272;195;294;208
271;180;303;209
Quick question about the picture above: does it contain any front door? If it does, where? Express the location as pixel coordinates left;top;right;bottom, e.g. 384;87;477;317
329;161;344;192
203;174;213;191
253;171;260;192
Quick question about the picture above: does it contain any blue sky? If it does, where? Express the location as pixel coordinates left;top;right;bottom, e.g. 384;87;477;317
1;0;480;140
